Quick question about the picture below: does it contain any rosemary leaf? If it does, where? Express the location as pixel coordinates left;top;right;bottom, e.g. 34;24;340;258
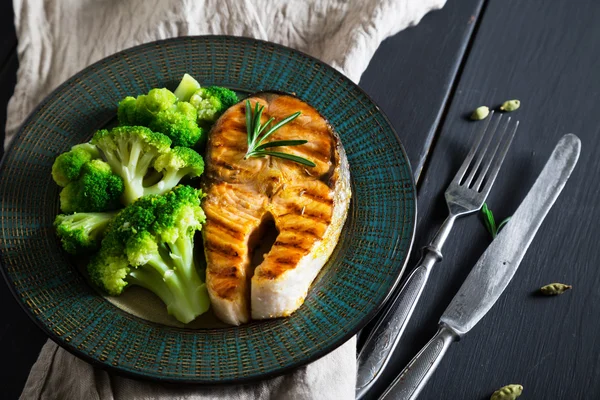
250;151;316;167
243;100;313;167
255;140;308;151
257;116;275;137
253;102;263;137
259;111;301;144
245;100;253;147
497;217;511;232
481;203;497;238
481;203;511;239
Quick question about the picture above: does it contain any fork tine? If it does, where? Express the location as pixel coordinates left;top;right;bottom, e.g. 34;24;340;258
472;117;511;191
477;120;519;196
462;115;503;187
452;111;495;184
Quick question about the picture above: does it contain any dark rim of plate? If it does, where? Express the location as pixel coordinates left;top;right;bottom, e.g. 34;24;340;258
0;35;417;384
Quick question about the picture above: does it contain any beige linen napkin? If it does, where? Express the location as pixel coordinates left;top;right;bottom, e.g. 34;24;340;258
9;0;444;399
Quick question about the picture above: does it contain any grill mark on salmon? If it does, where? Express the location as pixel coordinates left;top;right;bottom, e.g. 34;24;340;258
211;143;247;153
204;238;241;261
278;225;321;240
301;191;334;205
273;240;310;251
211;159;246;173
218;119;246;133
273;256;300;266
210;267;242;298
205;216;245;241
212;266;239;279
281;202;332;224
203;92;351;325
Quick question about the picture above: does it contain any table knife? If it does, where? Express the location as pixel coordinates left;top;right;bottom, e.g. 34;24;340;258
379;133;581;400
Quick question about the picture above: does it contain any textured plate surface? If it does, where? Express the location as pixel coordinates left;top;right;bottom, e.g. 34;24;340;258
0;36;416;383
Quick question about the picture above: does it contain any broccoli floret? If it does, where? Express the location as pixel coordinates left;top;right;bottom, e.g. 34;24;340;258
117;88;203;147
144;147;204;196
137;88;178;123
54;211;117;254
51;143;101;187
59;159;124;213
88;232;131;296
91;126;172;205
148;101;203;148
118;88;177;127
173;73;200;102
87;185;209;323
90;126;204;205
189;86;239;125
117;96;137;125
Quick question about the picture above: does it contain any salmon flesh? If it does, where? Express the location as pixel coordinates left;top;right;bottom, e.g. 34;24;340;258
202;92;351;325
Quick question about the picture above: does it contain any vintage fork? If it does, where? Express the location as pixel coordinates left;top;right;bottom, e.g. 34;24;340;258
356;112;519;399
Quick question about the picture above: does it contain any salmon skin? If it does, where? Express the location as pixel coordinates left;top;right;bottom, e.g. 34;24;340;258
202;92;351;325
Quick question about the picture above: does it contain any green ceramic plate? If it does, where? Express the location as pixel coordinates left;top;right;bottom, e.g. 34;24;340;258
0;36;416;383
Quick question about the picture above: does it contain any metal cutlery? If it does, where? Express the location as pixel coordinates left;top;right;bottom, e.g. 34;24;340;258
379;134;581;400
356;112;518;398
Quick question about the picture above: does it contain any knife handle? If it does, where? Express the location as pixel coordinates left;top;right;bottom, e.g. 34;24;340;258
379;325;457;400
356;249;441;399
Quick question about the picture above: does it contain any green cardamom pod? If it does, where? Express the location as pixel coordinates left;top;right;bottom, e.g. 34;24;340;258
491;384;523;400
540;283;572;295
471;106;490;120
499;99;521;112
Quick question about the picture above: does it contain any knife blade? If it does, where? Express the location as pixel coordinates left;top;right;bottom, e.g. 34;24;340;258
379;134;581;400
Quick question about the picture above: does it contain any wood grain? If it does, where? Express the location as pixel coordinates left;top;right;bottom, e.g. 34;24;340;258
366;0;600;398
359;0;484;181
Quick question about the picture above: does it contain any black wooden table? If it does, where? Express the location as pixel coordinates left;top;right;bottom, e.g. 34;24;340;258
2;0;600;398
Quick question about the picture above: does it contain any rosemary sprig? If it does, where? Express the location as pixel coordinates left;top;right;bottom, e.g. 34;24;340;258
481;203;511;239
243;100;316;167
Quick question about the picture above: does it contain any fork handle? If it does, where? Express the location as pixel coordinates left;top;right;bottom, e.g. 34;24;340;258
379;324;457;400
356;214;457;399
355;249;441;399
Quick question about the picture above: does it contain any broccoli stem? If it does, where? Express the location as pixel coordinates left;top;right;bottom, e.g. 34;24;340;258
129;248;208;323
142;169;164;187
173;73;201;102
143;170;187;196
128;267;175;308
69;212;115;236
103;139;157;204
169;236;209;314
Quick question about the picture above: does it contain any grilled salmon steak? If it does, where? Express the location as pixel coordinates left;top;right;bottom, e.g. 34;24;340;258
202;92;351;325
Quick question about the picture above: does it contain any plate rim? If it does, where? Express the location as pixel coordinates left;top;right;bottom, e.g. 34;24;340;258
0;34;417;384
